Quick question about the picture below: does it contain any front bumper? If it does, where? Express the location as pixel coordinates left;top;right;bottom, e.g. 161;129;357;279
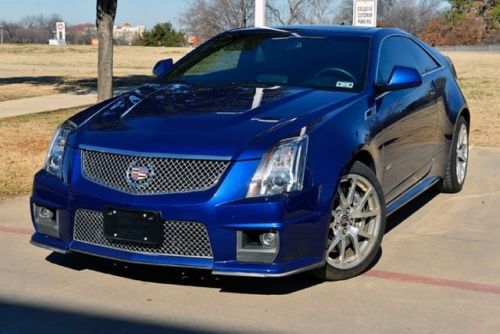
30;157;334;277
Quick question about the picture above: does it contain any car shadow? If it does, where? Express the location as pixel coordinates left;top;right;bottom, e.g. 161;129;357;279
357;188;439;273
385;188;439;234
46;252;324;295
0;299;218;333
0;75;152;95
45;189;438;295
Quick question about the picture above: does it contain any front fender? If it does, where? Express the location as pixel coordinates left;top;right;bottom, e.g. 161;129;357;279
305;95;373;195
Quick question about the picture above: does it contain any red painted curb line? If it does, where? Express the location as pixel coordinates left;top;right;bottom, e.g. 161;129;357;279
0;225;33;235
366;269;500;295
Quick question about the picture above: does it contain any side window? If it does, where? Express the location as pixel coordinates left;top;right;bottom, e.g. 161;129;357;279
401;38;440;74
185;43;242;76
377;37;418;84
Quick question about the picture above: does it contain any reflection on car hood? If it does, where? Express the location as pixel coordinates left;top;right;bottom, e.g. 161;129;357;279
71;83;359;160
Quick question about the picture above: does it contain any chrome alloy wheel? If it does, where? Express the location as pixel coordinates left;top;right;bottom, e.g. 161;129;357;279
327;174;382;270
456;123;469;185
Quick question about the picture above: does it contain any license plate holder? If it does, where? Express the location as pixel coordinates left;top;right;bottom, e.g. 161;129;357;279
103;208;162;246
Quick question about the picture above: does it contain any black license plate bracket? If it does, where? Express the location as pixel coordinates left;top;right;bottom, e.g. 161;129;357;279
103;208;162;246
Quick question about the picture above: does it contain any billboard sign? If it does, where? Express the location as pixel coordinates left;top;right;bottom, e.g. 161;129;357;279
56;21;66;40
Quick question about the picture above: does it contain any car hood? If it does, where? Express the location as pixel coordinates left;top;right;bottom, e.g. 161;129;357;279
71;83;359;160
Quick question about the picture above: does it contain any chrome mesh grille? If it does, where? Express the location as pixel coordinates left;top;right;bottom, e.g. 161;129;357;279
73;209;213;258
81;149;229;195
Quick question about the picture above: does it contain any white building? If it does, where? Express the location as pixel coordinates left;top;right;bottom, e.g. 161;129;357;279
113;23;145;45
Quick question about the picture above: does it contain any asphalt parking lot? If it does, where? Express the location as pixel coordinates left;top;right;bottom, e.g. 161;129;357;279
0;147;499;334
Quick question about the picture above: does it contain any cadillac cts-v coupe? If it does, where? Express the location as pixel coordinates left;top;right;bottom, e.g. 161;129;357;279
31;26;469;280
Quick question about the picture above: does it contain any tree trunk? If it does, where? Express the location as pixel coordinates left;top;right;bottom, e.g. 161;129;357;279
96;0;117;102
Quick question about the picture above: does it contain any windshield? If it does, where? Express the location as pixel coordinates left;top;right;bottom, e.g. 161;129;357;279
163;32;370;92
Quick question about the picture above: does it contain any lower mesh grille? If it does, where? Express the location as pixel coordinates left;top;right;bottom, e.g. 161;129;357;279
73;209;213;258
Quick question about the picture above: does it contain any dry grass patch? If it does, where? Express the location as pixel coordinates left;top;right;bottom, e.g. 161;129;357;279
0;44;191;101
0;107;83;199
0;83;60;102
0;44;192;69
444;52;500;147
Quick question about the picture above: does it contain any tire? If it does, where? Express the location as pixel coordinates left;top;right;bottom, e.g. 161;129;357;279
439;116;469;193
312;161;386;281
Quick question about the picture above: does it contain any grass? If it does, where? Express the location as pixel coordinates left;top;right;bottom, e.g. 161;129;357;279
0;47;498;200
443;52;500;147
0;107;83;199
0;44;192;101
0;84;60;102
0;44;192;68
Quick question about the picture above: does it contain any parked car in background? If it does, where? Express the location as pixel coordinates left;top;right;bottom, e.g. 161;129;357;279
31;26;469;280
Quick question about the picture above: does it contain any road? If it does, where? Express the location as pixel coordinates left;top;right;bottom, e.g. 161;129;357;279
0;147;499;333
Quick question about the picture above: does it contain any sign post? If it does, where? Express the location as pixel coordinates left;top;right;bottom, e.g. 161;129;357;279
353;0;377;27
255;0;266;27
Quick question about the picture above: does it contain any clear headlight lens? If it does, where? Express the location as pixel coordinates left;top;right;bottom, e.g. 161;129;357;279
247;135;308;198
44;121;76;179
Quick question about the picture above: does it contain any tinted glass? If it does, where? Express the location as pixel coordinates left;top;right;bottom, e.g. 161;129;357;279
402;39;440;74
164;33;371;92
378;36;440;83
377;37;417;83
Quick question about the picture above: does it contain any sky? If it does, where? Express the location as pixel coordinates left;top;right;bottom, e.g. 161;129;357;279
0;0;187;29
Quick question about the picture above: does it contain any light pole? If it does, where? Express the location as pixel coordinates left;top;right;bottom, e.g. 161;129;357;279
255;0;266;27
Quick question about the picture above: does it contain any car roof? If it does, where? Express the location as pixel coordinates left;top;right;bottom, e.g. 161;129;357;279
231;25;408;39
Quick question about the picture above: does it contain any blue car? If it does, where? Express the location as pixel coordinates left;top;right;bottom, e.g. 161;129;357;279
31;26;469;280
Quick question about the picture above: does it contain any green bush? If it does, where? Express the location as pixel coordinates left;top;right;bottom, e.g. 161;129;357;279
135;22;185;47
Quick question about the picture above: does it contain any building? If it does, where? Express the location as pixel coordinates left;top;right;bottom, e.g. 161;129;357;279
113;23;145;45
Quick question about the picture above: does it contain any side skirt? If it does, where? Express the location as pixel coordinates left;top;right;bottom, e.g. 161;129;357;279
386;176;441;217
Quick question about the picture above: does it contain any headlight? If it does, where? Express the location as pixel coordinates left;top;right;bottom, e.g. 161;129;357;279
247;134;308;197
44;121;76;179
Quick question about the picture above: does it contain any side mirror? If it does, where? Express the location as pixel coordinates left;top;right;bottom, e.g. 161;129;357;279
152;58;174;77
377;66;422;93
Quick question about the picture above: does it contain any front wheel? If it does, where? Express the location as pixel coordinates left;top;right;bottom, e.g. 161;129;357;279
313;161;386;281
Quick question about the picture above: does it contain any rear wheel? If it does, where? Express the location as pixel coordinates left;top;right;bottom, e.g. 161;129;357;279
440;116;469;193
313;161;386;281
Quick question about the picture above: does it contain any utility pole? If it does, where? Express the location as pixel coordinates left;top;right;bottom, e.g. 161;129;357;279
255;0;266;27
0;25;4;44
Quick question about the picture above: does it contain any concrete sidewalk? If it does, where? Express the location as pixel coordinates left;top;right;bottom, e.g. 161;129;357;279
0;93;97;119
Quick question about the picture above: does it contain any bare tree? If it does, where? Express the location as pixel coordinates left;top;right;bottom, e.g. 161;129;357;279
266;0;336;25
334;0;445;33
266;0;310;25
19;15;40;29
305;0;336;24
334;0;355;24
0;21;15;43
4;14;63;43
181;0;337;41
383;0;444;34
96;0;117;102
180;0;254;41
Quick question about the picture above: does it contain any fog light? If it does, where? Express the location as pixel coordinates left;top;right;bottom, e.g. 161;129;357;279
237;230;280;263
33;204;59;238
38;207;54;220
260;232;277;247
